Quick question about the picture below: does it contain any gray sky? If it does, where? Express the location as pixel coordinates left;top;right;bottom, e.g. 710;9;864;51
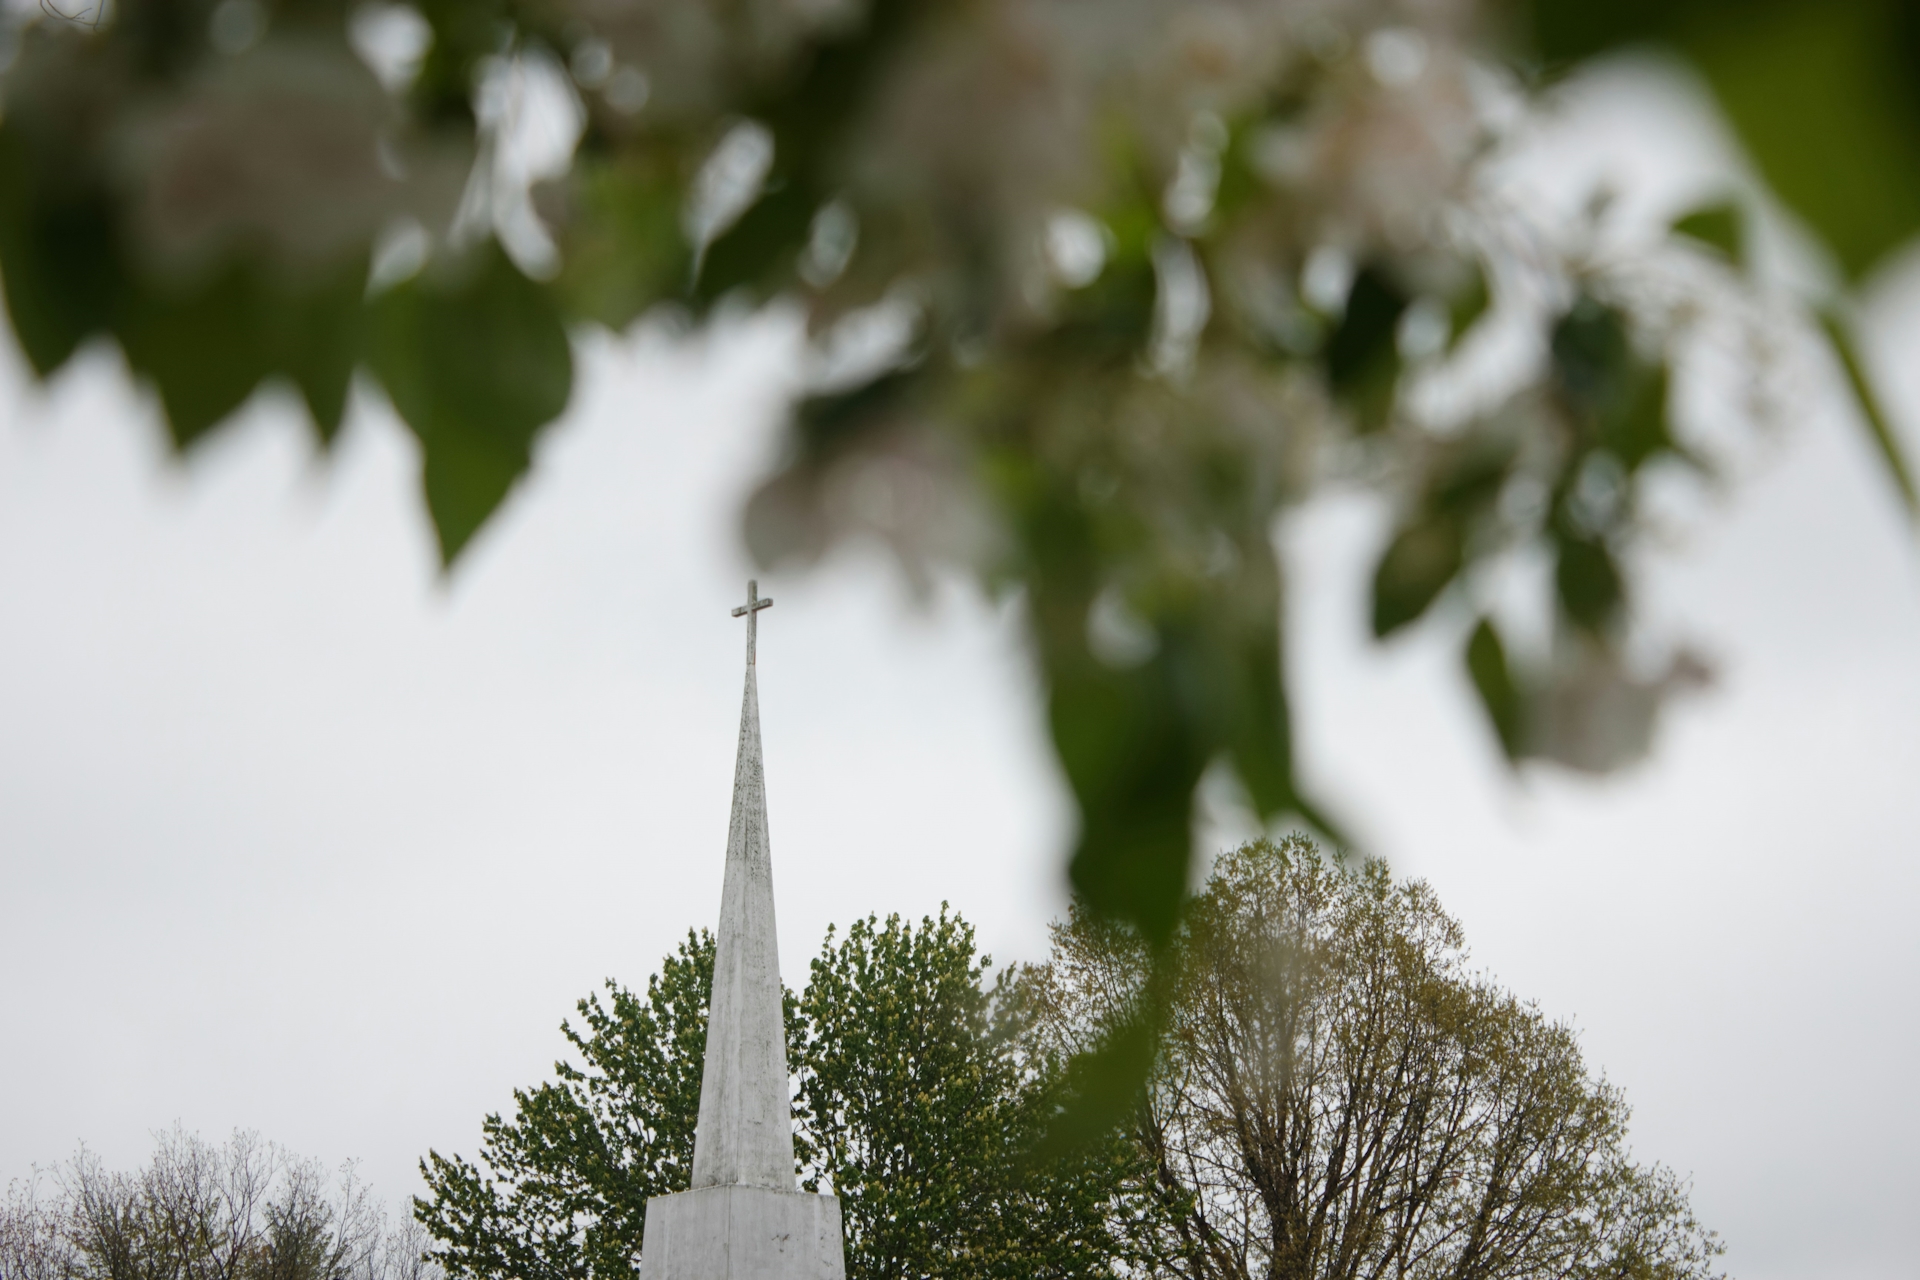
4;58;1919;1280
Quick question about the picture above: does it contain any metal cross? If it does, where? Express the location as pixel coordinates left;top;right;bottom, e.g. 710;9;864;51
731;579;773;666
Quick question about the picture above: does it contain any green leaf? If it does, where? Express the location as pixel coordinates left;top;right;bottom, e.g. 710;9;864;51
1525;0;1674;61
687;0;930;309
1052;247;1160;366
1325;265;1408;432
1604;363;1677;474
1670;200;1745;265
695;181;819;306
793;367;917;455
1554;533;1623;633
116;269;276;449
1692;0;1920;281
111;260;371;453
273;257;369;446
1218;630;1296;821
1447;264;1490;351
1550;295;1633;422
551;154;691;330
1371;516;1464;638
1529;0;1920;280
1821;309;1918;516
1056;653;1200;948
1551;296;1685;479
1039;1014;1159;1157
0;126;124;378
1465;618;1524;761
371;242;574;564
1009;474;1204;947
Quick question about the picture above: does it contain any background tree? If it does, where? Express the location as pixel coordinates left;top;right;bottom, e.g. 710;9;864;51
416;931;719;1280
417;911;1149;1280
1037;836;1725;1280
795;909;1154;1279
0;1129;433;1280
2;1176;76;1280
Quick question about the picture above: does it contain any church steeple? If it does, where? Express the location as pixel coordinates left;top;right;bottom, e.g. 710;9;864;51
690;581;794;1191
640;582;844;1280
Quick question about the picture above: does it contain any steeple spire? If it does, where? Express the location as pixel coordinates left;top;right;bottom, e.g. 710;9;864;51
690;581;794;1191
640;583;842;1280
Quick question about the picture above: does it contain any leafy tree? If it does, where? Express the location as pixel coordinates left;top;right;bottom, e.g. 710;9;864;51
1;1128;433;1280
415;932;719;1280
1;0;1914;1101
795;910;1154;1279
417;913;1149;1280
1037;837;1725;1280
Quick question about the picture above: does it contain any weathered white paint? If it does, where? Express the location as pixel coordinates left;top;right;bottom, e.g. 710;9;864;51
641;1186;845;1280
691;646;794;1190
642;585;846;1280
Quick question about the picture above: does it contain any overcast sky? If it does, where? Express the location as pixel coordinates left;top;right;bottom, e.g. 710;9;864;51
4;58;1918;1280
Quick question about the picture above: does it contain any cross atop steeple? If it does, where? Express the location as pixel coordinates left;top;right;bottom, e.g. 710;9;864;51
731;580;773;666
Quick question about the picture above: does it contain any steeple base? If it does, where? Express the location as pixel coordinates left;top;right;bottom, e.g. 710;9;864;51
641;1186;846;1280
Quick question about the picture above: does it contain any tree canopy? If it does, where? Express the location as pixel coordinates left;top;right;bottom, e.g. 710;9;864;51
0;0;1911;1013
414;855;1721;1279
1037;836;1726;1280
415;933;715;1280
1;1128;435;1280
415;912;1149;1280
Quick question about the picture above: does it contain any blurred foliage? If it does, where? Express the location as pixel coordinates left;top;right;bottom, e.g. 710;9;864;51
1527;0;1920;281
3;0;1916;1134
1032;836;1729;1280
417;917;1153;1280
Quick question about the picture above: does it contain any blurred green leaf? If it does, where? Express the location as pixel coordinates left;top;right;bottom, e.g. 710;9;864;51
1213;611;1297;821
693;0;927;307
1465;618;1524;760
1370;434;1515;639
794;368;918;455
1051;247;1161;366
274;258;369;445
116;269;277;449
1821;310;1918;516
1554;533;1623;633
409;0;509;127
1015;475;1203;946
1529;0;1920;280
1670;200;1745;265
1604;363;1676;474
1447;265;1490;351
1524;0;1674;59
371;242;574;564
1056;648;1202;948
1325;266;1408;432
1371;516;1463;638
1692;0;1920;282
1212;120;1267;224
1552;296;1685;480
1039;1012;1159;1157
550;156;691;330
1550;295;1632;421
0;127;123;378
696;181;819;305
111;260;369;451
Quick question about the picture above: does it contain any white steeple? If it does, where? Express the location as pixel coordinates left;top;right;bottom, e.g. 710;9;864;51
691;581;794;1190
640;582;846;1280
